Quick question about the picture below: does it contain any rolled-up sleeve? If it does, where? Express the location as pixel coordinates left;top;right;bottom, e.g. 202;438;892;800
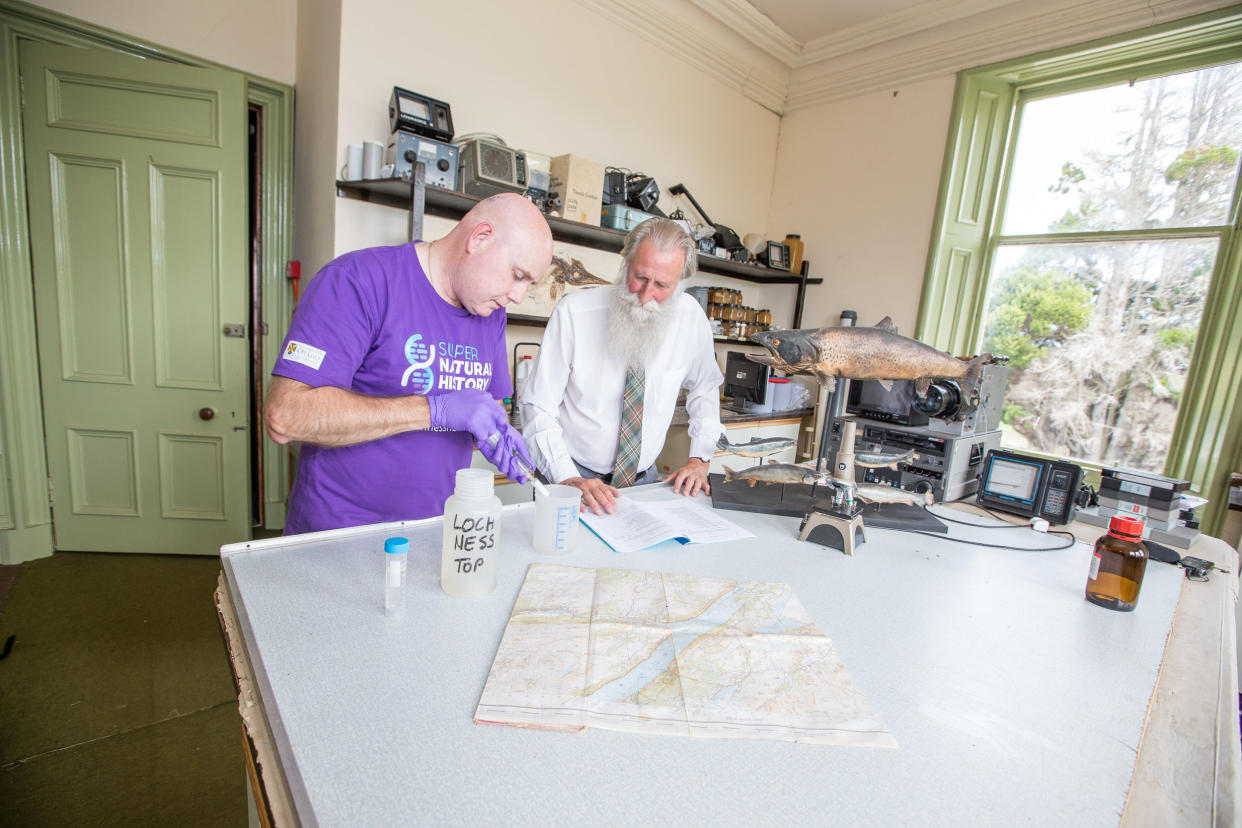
519;304;580;483
683;314;725;461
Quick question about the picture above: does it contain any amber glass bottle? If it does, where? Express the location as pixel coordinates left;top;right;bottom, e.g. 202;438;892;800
1085;515;1148;611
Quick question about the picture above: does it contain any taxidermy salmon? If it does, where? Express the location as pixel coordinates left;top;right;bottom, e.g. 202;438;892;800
853;484;934;506
722;462;825;487
854;449;918;469
747;317;1002;406
716;434;795;458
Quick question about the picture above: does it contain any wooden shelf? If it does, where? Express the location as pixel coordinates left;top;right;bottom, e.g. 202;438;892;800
336;179;823;287
507;316;776;344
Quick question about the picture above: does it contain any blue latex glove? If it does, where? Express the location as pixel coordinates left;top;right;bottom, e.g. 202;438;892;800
427;391;528;484
427;389;507;440
481;425;536;486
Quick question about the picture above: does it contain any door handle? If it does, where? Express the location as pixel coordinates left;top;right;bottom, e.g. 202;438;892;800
199;407;215;421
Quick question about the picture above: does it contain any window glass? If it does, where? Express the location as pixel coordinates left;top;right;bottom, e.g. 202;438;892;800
985;239;1217;471
1002;64;1242;234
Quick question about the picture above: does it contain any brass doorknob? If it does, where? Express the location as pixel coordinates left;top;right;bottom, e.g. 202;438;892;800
199;407;215;421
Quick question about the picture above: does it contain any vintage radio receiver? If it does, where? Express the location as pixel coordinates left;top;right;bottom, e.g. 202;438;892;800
385;132;458;189
388;86;453;143
457;139;528;198
828;419;1000;503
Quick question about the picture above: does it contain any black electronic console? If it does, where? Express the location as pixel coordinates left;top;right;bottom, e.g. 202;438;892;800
976;449;1083;525
389;86;454;143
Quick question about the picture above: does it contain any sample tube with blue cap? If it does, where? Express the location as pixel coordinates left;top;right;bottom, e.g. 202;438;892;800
384;537;409;615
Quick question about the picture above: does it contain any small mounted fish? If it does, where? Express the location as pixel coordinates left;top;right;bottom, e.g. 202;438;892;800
716;434;796;459
747;317;1004;418
854;449;919;469
853;484;934;506
722;462;825;488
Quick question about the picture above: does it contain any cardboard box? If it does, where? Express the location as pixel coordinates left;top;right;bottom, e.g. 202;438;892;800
550;154;604;226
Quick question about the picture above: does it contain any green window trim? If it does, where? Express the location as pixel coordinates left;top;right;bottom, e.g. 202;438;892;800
917;6;1242;536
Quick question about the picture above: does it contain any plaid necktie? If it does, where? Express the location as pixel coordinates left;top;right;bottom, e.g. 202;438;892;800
611;366;645;487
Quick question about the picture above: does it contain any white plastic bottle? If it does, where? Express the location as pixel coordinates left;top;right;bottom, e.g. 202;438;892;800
440;468;502;598
384;537;408;615
511;355;534;427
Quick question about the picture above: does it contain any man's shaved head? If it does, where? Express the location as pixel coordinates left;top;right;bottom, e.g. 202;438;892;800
434;193;553;316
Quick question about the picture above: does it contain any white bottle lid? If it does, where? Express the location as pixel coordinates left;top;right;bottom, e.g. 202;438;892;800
455;467;494;498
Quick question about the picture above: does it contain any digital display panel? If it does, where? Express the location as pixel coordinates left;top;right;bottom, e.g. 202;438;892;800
984;457;1040;503
399;95;431;123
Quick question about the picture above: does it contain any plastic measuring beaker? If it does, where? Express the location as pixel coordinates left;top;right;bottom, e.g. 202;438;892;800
533;485;583;555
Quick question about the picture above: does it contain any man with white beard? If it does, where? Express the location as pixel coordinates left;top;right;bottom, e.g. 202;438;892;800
519;218;725;515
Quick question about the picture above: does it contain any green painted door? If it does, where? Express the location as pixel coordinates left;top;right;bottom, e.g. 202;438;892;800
20;42;249;555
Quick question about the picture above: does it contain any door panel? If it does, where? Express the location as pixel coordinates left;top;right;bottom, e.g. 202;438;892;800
151;165;222;389
50;154;132;383
22;42;249;554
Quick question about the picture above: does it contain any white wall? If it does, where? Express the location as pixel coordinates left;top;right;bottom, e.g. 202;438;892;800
30;0;297;84
312;0;790;381
292;0;342;283
767;75;957;335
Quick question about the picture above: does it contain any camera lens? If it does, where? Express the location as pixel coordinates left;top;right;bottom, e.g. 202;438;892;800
913;381;962;418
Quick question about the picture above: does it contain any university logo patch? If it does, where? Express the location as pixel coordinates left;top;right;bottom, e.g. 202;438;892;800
282;340;326;370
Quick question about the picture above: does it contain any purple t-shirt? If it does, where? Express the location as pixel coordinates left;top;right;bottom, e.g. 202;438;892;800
273;242;511;534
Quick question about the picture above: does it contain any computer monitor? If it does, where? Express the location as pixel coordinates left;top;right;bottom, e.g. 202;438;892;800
723;351;768;409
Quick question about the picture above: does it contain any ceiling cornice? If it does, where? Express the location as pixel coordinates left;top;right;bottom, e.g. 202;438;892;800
583;0;1240;116
795;0;1018;67
686;0;801;66
784;0;1239;110
575;0;790;113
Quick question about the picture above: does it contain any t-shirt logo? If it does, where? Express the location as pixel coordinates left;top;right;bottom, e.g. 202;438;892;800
282;340;326;370
401;334;434;393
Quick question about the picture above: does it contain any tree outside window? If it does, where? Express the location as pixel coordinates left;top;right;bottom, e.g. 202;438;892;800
981;63;1241;473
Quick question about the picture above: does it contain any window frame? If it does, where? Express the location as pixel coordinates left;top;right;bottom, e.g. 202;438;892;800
917;7;1242;535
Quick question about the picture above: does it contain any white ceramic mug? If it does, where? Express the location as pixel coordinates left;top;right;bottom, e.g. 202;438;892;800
340;143;363;181
362;140;383;180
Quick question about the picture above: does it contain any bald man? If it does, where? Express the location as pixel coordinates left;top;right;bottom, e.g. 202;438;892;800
266;193;553;534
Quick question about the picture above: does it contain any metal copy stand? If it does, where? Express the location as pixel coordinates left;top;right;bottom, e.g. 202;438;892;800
799;418;867;554
798;312;868;554
798;498;866;555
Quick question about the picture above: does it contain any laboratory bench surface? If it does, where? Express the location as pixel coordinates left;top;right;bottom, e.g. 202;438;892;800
216;490;1240;827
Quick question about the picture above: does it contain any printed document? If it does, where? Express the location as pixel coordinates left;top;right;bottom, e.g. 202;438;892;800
581;495;753;553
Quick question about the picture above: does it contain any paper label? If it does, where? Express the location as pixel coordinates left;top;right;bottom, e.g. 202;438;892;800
282;340;326;370
1119;480;1153;497
387;558;404;587
1089;551;1101;580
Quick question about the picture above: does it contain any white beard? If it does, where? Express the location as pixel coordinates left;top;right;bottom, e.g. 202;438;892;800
607;284;678;371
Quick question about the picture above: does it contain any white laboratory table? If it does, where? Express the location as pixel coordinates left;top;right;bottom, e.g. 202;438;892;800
216;486;1240;827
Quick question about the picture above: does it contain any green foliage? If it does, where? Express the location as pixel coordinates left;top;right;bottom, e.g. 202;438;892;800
1001;403;1028;425
1048;161;1086;195
983;267;1092;368
1049;196;1100;232
1164;145;1239;183
1156;327;1196;351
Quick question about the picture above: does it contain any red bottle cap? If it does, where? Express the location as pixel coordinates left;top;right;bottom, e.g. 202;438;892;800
1108;514;1144;541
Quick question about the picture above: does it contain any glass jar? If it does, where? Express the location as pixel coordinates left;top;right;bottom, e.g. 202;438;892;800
757;308;772;326
783;234;804;274
1085;515;1148;611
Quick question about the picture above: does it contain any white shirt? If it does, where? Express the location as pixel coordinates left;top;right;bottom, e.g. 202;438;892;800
519;287;725;483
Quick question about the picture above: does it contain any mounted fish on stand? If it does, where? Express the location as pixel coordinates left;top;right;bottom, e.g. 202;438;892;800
708;315;1005;554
